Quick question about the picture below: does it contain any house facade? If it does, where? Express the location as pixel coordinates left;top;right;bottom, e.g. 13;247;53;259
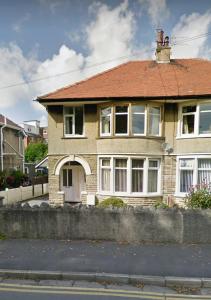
37;30;211;207
0;114;24;172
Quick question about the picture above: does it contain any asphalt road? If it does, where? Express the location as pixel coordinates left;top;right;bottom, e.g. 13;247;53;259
0;240;211;277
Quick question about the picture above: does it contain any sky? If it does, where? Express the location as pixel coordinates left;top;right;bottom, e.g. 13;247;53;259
0;0;211;126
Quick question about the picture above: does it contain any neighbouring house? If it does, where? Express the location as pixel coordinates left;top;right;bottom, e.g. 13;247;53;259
37;29;211;207
40;126;48;144
20;120;44;148
0;114;25;172
35;156;48;175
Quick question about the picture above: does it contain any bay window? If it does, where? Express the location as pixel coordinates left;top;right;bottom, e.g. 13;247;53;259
64;106;84;136
179;103;211;137
178;157;211;194
100;103;161;137
99;156;161;195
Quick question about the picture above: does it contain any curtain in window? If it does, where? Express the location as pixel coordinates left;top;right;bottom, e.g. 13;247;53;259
101;107;111;134
148;107;160;135
101;169;110;191
180;170;193;193
115;159;127;192
198;159;211;186
148;170;158;192
132;159;143;192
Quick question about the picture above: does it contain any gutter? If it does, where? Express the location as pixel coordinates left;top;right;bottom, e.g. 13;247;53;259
0;117;7;171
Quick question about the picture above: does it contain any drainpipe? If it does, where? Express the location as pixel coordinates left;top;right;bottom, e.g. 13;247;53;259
1;117;7;171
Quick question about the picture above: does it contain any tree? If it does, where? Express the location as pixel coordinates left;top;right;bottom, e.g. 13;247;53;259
25;142;48;163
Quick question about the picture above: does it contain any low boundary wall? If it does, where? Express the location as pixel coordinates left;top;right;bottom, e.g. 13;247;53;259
0;206;211;244
0;184;48;205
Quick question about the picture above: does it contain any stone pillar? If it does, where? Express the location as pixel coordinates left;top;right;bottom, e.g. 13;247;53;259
163;155;176;205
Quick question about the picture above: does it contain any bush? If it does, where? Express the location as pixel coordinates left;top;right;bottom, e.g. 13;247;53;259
185;185;211;209
154;201;169;209
97;197;126;208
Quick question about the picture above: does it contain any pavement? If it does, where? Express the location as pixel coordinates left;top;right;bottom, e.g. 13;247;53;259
0;239;211;293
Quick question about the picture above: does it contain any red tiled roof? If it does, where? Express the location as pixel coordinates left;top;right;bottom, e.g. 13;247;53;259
38;59;211;101
0;114;22;130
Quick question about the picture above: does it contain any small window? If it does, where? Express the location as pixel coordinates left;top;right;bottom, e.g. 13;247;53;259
199;104;211;134
198;159;211;186
179;159;194;193
148;107;161;136
64;106;84;136
63;169;72;187
101;107;112;135
115;106;128;135
132;105;145;135
148;160;159;193
182;106;196;135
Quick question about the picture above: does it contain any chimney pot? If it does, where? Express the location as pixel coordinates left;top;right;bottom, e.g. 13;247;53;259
155;30;171;63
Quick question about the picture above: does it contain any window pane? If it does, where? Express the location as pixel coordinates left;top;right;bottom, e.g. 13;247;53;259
132;170;143;192
182;115;195;134
132;105;145;113
198;159;211;169
149;107;160;135
132;114;145;134
179;159;194;168
102;159;110;167
63;169;67;187
102;116;110;134
198;159;211;186
101;107;111;116
148;170;158;193
68;169;72;186
116;106;128;113
149;160;158;168
115;169;127;192
101;169;110;191
64;107;74;114
115;159;127;168
182;106;196;113
199;111;211;134
180;170;193;193
115;115;128;134
132;159;143;168
200;104;211;111
65;116;73;134
75;107;83;135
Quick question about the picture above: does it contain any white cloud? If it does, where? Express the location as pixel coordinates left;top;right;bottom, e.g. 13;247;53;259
12;13;30;33
138;0;170;26
172;11;211;58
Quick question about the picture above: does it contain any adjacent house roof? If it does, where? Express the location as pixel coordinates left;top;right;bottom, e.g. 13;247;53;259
37;58;211;101
0;114;22;130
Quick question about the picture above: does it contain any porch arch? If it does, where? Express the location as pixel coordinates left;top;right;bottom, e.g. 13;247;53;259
54;155;91;176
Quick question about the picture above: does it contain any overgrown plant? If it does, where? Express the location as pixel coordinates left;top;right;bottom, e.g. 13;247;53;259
154;201;169;209
185;183;211;209
97;197;126;208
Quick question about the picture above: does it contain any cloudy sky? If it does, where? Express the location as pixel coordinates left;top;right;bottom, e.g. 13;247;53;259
0;0;211;126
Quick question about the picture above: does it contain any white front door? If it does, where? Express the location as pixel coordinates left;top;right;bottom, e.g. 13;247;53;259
62;166;81;202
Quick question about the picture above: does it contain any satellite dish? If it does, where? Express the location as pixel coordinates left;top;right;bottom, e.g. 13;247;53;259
162;143;173;154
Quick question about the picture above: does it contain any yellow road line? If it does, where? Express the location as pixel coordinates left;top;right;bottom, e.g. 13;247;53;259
0;286;163;299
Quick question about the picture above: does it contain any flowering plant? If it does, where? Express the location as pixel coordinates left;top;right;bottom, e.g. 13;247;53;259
185;182;211;209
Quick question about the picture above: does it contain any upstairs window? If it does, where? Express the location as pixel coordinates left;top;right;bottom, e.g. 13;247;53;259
115;106;128;135
132;105;145;135
100;107;112;136
199;104;211;134
64;106;84;136
182;106;196;135
148;107;161;136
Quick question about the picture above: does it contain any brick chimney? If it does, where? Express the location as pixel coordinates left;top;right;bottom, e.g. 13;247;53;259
155;29;171;63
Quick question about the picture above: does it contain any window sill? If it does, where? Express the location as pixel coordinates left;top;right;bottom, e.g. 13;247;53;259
62;136;88;139
97;192;162;198
97;136;165;140
174;193;187;198
176;135;211;140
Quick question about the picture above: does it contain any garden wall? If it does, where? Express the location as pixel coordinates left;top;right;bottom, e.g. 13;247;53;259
0;184;48;205
0;206;211;244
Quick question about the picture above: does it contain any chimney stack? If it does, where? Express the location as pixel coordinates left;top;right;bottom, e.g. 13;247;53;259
155;29;171;63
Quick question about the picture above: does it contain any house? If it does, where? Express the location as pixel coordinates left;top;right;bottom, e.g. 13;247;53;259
0;114;24;172
20;120;44;148
37;29;211;207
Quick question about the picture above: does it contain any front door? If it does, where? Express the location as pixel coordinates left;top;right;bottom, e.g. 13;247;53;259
62;167;81;202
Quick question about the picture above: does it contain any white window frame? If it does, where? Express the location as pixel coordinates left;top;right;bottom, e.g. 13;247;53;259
98;155;161;197
64;106;84;137
178;102;211;138
115;105;129;136
131;104;146;136
99;158;111;192
176;155;211;197
100;107;113;137
148;106;162;137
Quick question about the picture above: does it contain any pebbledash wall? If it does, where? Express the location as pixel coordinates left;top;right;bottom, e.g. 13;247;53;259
1;206;211;244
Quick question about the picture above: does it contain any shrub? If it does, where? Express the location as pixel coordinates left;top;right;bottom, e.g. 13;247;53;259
97;197;126;208
185;184;211;209
154;201;169;209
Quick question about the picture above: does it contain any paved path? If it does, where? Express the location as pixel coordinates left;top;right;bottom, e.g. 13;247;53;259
0;240;211;278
